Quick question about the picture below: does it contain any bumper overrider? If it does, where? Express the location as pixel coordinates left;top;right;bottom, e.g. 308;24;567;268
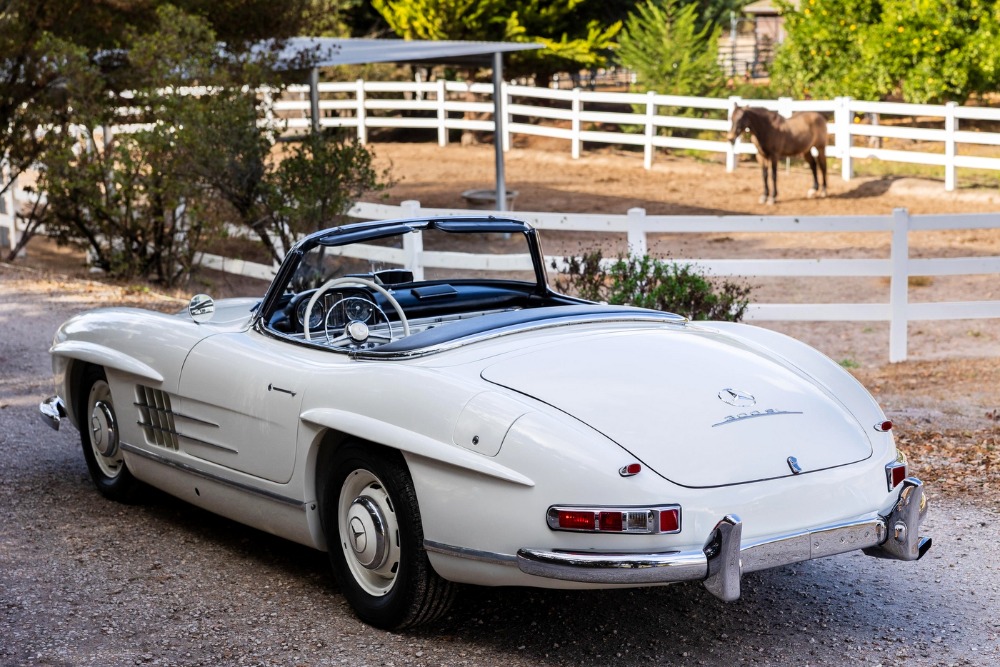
516;478;931;602
40;396;67;431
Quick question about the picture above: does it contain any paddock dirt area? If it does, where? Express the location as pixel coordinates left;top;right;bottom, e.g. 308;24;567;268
4;140;1000;500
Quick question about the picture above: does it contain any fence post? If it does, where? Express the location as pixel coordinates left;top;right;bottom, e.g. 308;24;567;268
571;87;582;160
726;96;742;173
402;200;424;281
437;79;448;147
836;97;853;182
626;207;648;258
777;97;792;119
889;207;910;363
356;79;367;144
0;160;17;255
501;80;511;153
643;91;656;170
944;101;957;192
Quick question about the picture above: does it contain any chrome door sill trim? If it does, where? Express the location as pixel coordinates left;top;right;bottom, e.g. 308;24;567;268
120;442;304;508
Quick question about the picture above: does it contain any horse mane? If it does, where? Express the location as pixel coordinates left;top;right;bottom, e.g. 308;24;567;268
740;106;782;132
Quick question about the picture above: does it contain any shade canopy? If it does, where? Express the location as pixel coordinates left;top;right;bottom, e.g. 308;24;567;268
267;38;542;213
268;37;542;71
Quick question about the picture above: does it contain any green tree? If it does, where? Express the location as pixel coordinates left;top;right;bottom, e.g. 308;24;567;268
371;0;621;79
770;0;1000;103
616;0;724;97
30;7;235;284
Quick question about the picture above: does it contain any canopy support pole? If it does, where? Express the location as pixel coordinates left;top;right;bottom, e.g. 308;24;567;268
492;52;507;212
309;67;320;133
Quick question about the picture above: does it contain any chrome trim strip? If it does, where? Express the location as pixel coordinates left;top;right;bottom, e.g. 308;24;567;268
423;540;519;566
133;403;219;428
40;396;67;431
120;442;304;508
177;431;239;454
711;410;804;428
136;421;239;454
352;314;686;361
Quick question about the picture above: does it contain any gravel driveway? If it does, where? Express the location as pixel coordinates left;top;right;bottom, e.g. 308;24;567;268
2;266;998;667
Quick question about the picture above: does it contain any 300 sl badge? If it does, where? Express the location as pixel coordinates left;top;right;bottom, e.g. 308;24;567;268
712;408;804;428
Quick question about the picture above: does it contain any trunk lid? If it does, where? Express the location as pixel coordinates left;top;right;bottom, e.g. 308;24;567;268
480;327;872;487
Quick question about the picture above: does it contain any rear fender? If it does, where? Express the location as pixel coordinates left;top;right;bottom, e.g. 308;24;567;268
300;407;534;489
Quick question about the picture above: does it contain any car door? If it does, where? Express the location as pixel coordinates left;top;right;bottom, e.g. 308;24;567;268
176;330;321;484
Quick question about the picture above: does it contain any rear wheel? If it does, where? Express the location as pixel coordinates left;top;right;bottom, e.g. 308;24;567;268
78;366;143;503
324;442;455;629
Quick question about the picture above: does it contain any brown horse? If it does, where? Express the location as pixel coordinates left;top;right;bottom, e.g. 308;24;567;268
728;106;828;205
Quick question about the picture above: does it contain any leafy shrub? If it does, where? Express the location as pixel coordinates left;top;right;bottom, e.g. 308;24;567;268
554;249;753;322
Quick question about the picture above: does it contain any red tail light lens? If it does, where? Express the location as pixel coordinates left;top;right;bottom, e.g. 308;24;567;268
885;452;908;490
659;508;680;532
548;505;681;534
599;512;623;532
557;510;596;531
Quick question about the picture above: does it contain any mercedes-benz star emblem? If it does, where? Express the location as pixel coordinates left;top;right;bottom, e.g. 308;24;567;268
349;517;367;552
718;388;755;407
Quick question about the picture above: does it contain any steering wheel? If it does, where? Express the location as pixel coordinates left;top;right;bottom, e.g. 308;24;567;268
303;276;410;343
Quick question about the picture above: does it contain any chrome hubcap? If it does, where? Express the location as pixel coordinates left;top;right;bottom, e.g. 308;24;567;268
347;496;388;570
87;380;123;479
91;401;118;457
339;469;401;596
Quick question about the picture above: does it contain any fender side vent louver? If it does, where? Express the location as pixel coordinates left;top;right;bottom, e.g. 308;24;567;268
134;385;180;450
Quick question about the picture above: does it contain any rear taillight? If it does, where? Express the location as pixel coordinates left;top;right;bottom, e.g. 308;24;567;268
547;505;681;534
885;451;908;490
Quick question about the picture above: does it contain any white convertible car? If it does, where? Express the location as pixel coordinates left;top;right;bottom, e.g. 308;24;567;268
41;216;930;629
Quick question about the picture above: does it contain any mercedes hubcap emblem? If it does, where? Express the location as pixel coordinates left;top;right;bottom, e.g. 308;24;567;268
349;517;367;553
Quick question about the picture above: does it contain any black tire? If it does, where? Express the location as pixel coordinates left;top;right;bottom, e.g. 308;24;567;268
77;365;143;503
324;442;455;629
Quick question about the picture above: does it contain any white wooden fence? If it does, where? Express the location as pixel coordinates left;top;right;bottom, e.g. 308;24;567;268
4;81;1000;362
277;80;1000;190
193;200;1000;363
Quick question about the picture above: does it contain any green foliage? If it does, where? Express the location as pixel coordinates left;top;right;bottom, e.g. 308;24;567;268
29;7;234;285
770;0;1000;103
22;5;392;282
616;0;724;97
264;130;393;258
371;0;621;78
554;249;753;322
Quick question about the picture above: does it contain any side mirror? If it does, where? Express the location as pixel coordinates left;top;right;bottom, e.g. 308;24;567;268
188;294;215;324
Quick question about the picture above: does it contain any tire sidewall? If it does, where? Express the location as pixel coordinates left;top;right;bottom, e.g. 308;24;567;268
78;366;140;502
324;444;425;629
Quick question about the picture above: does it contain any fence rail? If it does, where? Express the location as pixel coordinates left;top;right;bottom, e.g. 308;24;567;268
274;80;1000;190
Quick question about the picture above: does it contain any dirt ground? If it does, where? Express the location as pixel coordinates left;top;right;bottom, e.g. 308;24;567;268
4;140;999;499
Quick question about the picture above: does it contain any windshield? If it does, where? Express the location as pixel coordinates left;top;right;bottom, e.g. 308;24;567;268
290;224;541;290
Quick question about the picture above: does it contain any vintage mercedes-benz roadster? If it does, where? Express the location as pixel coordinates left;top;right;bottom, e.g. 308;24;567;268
40;216;930;629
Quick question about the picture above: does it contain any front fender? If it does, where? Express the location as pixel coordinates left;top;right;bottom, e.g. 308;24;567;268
51;340;165;383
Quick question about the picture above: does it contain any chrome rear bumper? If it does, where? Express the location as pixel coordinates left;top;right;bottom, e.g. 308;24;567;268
39;395;67;431
516;477;931;602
